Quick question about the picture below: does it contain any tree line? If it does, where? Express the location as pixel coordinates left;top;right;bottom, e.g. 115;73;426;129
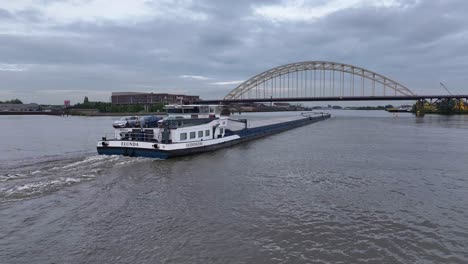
0;99;23;104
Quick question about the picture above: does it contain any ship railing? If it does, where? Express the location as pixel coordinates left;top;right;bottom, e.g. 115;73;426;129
101;132;159;142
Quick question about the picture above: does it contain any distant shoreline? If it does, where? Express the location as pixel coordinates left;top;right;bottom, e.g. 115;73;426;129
0;111;62;116
2;109;466;116
69;112;165;116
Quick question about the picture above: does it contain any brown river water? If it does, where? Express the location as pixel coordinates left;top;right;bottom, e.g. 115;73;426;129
1;111;468;263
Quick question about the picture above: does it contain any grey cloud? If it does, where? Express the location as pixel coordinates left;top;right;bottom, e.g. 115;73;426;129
1;0;468;103
0;8;13;20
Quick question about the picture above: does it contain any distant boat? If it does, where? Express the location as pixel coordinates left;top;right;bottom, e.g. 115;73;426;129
386;105;412;113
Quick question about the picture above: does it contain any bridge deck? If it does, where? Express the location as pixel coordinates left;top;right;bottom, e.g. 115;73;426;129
195;95;468;104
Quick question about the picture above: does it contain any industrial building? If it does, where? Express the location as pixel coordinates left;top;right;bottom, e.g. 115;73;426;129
111;92;200;105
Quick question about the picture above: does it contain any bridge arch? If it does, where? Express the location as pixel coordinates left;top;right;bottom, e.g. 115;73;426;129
224;61;416;100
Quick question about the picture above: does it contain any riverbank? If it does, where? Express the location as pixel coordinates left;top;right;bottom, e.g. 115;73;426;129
0;111;63;116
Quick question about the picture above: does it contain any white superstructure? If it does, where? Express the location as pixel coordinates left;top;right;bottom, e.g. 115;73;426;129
99;104;238;152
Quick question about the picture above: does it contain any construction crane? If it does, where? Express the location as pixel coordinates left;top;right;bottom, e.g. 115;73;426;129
439;82;467;111
440;82;453;95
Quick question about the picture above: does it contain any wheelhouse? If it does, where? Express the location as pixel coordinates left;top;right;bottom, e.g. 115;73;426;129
165;104;223;119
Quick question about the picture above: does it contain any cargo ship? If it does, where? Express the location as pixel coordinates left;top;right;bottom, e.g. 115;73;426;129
97;105;331;159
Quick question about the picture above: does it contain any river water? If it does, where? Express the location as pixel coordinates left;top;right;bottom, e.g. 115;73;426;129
1;111;468;263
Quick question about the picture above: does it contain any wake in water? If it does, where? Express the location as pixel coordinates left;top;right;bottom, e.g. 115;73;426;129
0;154;151;202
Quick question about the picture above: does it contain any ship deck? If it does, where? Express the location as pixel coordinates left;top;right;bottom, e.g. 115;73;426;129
226;113;326;131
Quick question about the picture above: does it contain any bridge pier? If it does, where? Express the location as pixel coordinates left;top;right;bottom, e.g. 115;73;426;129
415;99;425;117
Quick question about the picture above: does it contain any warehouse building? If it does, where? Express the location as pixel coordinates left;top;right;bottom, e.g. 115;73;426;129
111;92;200;105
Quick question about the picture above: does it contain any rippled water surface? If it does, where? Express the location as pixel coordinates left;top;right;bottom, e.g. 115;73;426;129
1;112;468;263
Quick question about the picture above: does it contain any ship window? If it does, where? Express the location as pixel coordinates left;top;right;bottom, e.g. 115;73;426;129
198;131;203;138
168;108;183;114
220;128;224;134
205;130;210;136
190;132;196;139
184;107;199;113
180;133;187;141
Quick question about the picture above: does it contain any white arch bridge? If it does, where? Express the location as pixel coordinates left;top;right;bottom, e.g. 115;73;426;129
195;61;468;104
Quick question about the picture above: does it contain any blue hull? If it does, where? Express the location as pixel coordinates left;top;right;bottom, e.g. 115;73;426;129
97;147;170;159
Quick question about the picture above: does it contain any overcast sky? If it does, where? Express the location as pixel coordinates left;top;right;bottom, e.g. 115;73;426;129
1;0;467;104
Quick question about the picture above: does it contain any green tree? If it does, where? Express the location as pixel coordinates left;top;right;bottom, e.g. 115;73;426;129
148;103;165;112
0;98;23;104
83;96;89;104
129;104;144;113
